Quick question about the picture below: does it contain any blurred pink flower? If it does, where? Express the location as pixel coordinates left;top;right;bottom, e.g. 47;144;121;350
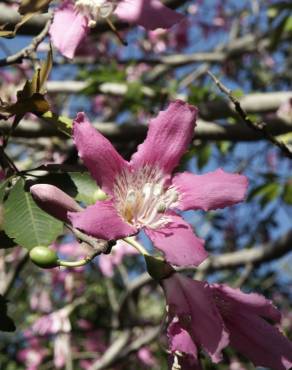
30;289;52;313
32;307;71;335
162;273;292;370
137;347;157;367
17;339;48;370
49;0;183;58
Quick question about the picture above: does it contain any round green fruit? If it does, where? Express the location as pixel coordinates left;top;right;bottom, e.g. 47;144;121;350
29;246;59;269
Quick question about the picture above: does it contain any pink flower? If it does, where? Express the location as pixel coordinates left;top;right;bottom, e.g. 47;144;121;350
50;0;184;58
162;273;292;370
32;307;71;335
17;338;48;370
98;240;138;277
137;347;157;367
69;100;248;267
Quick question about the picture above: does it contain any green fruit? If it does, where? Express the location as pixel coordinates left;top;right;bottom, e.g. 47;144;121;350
29;246;59;269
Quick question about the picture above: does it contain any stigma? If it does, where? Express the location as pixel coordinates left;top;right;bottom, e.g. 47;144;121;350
75;0;116;27
114;166;179;229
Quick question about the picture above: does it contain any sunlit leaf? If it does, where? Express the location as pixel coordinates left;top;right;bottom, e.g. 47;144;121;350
3;179;63;250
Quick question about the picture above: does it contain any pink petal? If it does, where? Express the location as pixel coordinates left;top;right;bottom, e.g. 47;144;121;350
227;312;292;370
49;1;89;59
145;214;207;266
130;100;197;175
114;0;184;30
163;275;229;363
168;319;198;356
211;284;281;323
173;169;248;211
73;112;129;194
68;200;136;240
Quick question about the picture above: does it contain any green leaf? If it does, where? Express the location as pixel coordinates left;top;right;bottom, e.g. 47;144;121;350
69;172;106;205
0;178;11;203
3;179;63;250
282;180;292;204
260;183;281;207
248;182;280;206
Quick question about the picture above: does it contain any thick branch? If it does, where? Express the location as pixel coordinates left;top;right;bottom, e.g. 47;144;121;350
1;115;291;142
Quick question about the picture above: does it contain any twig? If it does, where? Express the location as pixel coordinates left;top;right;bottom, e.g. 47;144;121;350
0;12;53;67
2;249;29;297
207;70;292;159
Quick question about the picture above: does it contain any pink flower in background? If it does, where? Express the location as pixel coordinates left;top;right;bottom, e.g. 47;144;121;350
31;307;71;335
17;338;48;370
162;273;292;370
50;0;184;58
69;100;247;267
137;347;157;367
98;240;138;277
30;289;52;313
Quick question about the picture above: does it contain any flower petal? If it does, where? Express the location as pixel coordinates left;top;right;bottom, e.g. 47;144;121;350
145;214;207;266
68;200;136;240
49;1;89;59
130;100;197;175
173;169;248;211
211;284;281;323
227;311;292;370
114;0;184;30
168;319;198;356
73;112;129;194
163;275;229;363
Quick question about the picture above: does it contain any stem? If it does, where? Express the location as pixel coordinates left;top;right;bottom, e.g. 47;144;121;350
57;253;98;268
123;237;149;256
106;18;128;46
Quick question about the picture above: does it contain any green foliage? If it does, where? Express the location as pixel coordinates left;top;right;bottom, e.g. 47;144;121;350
69;172;107;205
3;179;63;250
248;181;281;207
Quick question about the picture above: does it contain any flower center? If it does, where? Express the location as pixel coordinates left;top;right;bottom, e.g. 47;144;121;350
114;166;179;229
75;0;116;27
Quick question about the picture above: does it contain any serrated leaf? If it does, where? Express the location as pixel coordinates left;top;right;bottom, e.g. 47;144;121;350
69;172;104;205
3;179;63;250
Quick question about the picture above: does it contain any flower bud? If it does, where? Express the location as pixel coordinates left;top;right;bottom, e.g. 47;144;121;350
29;246;59;268
30;184;82;222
